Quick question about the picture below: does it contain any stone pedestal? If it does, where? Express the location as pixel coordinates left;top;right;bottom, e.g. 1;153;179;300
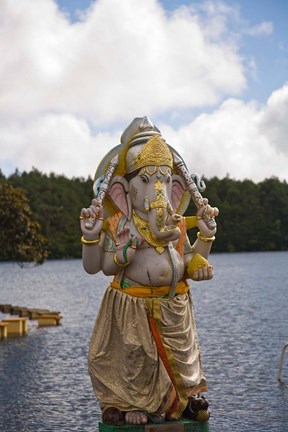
99;419;209;432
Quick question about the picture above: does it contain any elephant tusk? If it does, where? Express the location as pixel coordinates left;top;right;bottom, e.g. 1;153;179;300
144;198;150;212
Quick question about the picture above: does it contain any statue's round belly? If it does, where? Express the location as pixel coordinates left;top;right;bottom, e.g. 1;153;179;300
125;247;185;286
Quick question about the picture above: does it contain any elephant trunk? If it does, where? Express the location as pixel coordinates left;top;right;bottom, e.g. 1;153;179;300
148;206;181;241
145;178;181;242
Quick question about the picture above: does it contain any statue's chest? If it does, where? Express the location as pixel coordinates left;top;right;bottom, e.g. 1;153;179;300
126;220;169;254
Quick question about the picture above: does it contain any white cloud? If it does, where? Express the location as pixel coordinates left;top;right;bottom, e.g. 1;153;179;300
160;86;288;182
0;0;287;182
244;21;273;36
2;84;288;183
0;114;120;178
259;84;288;155
0;0;245;124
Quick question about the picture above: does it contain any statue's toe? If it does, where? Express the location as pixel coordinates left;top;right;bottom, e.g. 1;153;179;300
125;411;148;425
102;407;125;426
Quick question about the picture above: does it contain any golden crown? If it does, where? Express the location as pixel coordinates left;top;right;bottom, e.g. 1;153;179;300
126;135;173;173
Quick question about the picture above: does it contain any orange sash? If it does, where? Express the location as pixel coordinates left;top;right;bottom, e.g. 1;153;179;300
110;279;190;298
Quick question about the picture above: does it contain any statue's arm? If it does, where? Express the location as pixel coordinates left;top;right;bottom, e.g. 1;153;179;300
82;234;104;274
184;204;217;281
102;226;141;275
80;200;106;274
83;227;141;276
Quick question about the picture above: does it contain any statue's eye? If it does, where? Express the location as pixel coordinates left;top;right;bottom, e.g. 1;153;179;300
141;175;149;184
166;175;171;183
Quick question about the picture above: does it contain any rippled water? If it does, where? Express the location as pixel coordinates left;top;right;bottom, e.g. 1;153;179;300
0;252;287;432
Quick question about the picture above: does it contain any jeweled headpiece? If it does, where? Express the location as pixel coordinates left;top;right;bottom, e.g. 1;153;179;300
122;117;173;174
126;135;173;173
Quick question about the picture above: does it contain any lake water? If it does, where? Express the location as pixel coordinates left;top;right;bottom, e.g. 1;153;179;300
0;252;287;432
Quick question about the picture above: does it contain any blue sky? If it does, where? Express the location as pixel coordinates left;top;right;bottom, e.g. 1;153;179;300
0;0;287;181
230;0;288;102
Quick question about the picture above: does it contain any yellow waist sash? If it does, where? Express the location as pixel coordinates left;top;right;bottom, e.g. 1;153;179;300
110;279;190;298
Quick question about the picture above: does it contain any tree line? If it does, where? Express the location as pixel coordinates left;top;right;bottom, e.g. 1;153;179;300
1;169;288;263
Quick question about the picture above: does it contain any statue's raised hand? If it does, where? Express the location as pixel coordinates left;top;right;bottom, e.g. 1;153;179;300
197;198;219;238
114;227;142;266
80;198;104;241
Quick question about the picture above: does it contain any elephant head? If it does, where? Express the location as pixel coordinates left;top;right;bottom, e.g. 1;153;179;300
92;117;191;244
108;132;187;242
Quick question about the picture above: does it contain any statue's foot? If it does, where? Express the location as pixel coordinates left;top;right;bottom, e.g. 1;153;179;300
102;407;125;426
182;395;210;422
147;413;165;423
125;411;148;425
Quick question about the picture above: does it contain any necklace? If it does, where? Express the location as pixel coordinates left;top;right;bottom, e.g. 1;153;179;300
132;210;167;254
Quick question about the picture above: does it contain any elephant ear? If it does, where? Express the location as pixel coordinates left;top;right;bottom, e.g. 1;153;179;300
172;175;190;215
108;176;132;220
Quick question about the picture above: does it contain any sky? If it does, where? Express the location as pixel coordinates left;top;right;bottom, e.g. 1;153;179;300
0;0;288;182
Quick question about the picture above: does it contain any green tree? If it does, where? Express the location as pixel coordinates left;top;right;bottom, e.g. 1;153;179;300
5;169;288;257
185;176;288;253
0;180;48;264
8;168;93;258
258;177;288;250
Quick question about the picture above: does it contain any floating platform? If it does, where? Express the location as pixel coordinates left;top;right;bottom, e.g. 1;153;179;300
0;304;63;339
1;317;28;336
0;304;12;314
0;322;8;340
37;314;62;327
0;304;61;321
99;418;209;432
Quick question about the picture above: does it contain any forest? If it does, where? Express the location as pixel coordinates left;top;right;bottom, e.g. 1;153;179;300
1;168;288;262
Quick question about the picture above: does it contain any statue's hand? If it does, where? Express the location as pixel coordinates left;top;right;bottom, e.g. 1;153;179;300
115;227;142;266
191;264;214;281
187;253;214;281
197;198;219;238
80;198;104;240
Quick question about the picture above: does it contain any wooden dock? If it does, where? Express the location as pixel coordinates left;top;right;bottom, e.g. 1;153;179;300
99;418;209;431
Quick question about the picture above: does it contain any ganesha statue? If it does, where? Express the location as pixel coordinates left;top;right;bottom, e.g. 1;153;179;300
80;117;219;426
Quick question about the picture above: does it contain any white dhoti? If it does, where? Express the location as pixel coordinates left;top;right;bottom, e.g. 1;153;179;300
88;282;207;419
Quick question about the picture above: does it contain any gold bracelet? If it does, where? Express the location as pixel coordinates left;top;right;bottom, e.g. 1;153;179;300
113;254;130;267
197;232;215;242
79;216;105;221
81;236;100;245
